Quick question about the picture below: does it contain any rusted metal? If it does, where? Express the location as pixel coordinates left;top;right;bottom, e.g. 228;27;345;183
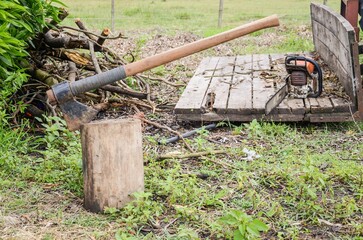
351;41;363;119
341;0;360;40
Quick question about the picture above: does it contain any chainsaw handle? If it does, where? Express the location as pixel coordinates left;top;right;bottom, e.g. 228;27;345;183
285;56;323;97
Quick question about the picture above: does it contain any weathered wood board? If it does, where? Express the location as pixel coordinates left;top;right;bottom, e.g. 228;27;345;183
174;54;355;122
311;3;358;105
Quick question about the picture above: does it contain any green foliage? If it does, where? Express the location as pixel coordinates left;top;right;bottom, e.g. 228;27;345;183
36;115;79;149
105;191;164;227
0;122;31;171
219;210;269;240
0;115;83;195
0;0;63;122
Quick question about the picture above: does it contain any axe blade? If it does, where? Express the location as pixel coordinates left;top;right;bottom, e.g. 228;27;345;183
59;99;99;131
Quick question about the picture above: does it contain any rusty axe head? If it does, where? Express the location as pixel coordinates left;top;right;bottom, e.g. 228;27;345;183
47;81;99;131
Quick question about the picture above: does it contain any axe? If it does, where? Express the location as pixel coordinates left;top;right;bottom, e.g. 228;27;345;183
47;15;279;130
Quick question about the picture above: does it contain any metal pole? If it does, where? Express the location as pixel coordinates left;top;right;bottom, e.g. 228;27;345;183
111;0;115;32
218;0;224;28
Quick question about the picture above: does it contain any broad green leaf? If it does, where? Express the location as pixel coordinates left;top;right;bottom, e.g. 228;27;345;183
219;214;239;225
249;219;269;232
0;55;13;67
233;229;244;240
238;224;246;237
246;226;260;237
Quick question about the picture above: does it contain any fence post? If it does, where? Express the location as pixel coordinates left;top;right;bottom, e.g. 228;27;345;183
218;0;224;28
111;0;115;32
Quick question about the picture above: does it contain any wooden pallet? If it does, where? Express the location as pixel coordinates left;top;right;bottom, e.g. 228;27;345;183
175;54;355;122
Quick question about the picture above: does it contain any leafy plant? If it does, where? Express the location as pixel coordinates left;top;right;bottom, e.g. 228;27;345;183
0;0;63;122
36;115;79;149
244;119;263;139
219;210;269;240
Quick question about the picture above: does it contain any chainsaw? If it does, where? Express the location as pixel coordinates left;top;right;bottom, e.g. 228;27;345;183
265;55;323;115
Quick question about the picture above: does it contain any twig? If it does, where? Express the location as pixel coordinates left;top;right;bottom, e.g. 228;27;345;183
88;40;102;74
102;46;128;65
68;61;77;82
109;97;156;111
340;158;363;162
136;117;194;152
163;218;178;232
102;85;147;99
73;19;110;53
136;75;155;112
84;92;101;99
140;74;186;87
46;98;57;117
159;150;235;171
60;26;126;40
157;150;226;160
74;18;97;41
96;28;111;48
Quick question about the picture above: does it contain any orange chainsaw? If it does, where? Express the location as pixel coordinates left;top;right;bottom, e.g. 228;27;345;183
265;55;323;115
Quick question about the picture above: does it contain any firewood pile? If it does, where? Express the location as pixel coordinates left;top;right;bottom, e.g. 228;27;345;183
16;10;178;126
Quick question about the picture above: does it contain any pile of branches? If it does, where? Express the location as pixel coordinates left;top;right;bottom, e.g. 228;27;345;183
17;10;181;125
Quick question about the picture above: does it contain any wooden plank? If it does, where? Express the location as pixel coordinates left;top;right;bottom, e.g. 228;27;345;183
304;98;311;113
316;98;334;113
330;97;355;112
253;54;271;71
311;3;354;46
308;98;320;113
175;57;219;114
252;77;272;113
176;113;305;122
227;55;253;114
81;119;144;213
311;3;357;103
213;56;235;76
313;35;356;104
252;54;281;113
307;97;334;113
308;113;355;122
205;56;236;114
275;99;291;114
278;98;306;115
312;22;352;70
234;54;253;74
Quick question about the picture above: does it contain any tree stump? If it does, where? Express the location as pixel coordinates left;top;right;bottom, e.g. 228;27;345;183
81;118;144;212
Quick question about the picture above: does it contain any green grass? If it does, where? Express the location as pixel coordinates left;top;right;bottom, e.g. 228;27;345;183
61;0;340;34
1;119;362;239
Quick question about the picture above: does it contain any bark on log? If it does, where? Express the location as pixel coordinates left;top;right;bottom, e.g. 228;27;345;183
44;30;90;49
27;67;59;86
81;118;144;213
96;28;111;51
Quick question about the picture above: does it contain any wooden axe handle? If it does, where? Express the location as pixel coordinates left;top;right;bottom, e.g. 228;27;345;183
124;14;279;76
48;15;279;103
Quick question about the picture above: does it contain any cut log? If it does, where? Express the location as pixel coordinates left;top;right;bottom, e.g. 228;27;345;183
81;118;144;213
